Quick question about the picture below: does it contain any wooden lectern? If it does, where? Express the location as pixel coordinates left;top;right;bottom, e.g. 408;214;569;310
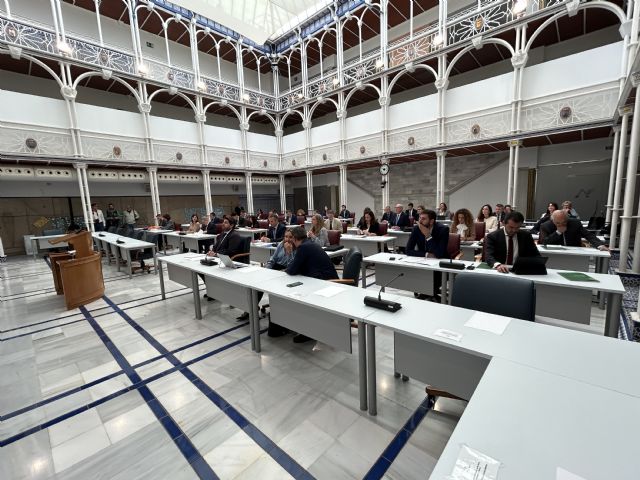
49;231;105;309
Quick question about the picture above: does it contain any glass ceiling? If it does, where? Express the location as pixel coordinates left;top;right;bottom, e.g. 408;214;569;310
175;0;334;45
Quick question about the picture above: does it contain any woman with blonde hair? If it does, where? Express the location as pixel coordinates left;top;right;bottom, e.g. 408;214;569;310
307;213;329;246
451;208;475;241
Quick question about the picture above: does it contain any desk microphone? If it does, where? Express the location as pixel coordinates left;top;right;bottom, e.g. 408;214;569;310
364;273;404;312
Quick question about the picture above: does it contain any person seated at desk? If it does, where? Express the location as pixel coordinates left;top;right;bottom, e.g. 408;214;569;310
210;212;222;225
541;210;608;250
261;213;286;243
406;202;419;221
477;204;498;233
562;200;581;220
530;202;558;234
338;205;351;219
307;214;330;246
357;210;381;236
324;210;342;231
451;208;475;241
162;214;175;230
389;204;409;230
200;215;209;232
495;203;506;227
201;217;245;303
285;209;298;225
436;202;452;220
206;213;219;234
406;209;449;258
381;206;392;223
486;211;540;273
267;229;296;270
187;214;201;233
286;226;339;343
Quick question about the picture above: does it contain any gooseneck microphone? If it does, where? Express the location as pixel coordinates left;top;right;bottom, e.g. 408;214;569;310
364;272;404;312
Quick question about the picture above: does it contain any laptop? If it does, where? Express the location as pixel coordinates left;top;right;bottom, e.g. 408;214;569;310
511;256;548;275
217;253;247;269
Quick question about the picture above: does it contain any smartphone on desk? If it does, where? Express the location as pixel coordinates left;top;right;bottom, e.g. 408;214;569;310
286;282;303;288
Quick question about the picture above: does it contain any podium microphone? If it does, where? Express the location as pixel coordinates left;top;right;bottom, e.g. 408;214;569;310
364;273;404;312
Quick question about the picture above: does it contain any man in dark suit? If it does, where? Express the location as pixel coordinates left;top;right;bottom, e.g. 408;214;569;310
205;213;220;234
486;211;540;273
260;213;286;243
541;210;608;250
405;202;418;221
338;205;351;219
381;206;393;222
406;209;449;258
286;226;339;342
390;204;409;230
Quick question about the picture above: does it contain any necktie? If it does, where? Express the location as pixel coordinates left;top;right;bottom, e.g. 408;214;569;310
506;235;514;265
562;233;566;246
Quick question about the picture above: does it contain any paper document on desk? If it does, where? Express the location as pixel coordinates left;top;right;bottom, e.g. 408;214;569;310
234;266;261;274
464;312;511;335
402;257;427;265
450;444;500;480
314;286;345;298
556;467;588;480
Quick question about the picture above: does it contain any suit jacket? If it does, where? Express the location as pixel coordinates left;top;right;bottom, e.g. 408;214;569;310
389;212;409;228
406;223;449;258
206;221;218;235
405;208;418;220
212;229;244;257
339;209;351;219
485;229;540;267
288;213;298;225
381;212;392;222
264;223;286;242
540;218;603;247
324;218;342;231
286;240;338;280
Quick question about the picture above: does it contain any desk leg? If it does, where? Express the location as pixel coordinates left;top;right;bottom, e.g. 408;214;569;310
158;261;166;300
441;271;448;304
366;323;377;416
115;247;121;273
604;292;622;338
361;261;367;288
251;289;260;353
32;239;37;260
192;271;202;320
447;272;454;306
358;321;367;411
152;247;158;275
127;250;133;279
599;257;610;310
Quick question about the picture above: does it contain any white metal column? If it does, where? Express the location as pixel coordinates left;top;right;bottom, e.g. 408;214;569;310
605;126;621;225
511;140;522;209
279;174;286;214
306;170;314;212
339;165;348;208
245;172;254;215
437;150;446;204
74;163;90;230
202;170;212;215
611;109;631;249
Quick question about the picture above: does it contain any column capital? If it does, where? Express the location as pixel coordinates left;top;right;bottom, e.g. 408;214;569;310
146;166;157;173
631;72;640;88
73;162;87;170
336;109;345;119
436;150;447;158
434;77;448;90
378;96;389;107
305;169;313;177
274;129;284;137
239;122;250;131
61;86;77;100
511;52;528;68
200;169;210;175
612;125;621;133
508;139;523;147
245;171;252;178
138;103;152;114
194;113;207;123
302;120;312;129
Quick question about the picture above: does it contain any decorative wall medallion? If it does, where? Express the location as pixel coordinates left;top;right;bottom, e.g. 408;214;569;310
25;138;37;149
113;146;122;157
474;16;484;30
471;124;481;135
322;153;328;161
176;152;183;161
292;159;296;166
99;51;109;64
167;71;174;81
559;106;572;120
6;25;18;41
217;85;225;94
224;156;230;164
263;160;268;167
407;136;415;146
356;67;365;77
360;146;366;154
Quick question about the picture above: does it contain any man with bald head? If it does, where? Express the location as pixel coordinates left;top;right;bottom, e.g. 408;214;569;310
541;210;608;250
390;203;409;230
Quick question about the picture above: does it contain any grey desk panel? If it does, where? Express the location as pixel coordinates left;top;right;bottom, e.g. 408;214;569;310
204;276;251;312
375;262;434;296
540;252;589;272
535;284;592;325
167;263;193;288
269;295;352;353
394;332;489;400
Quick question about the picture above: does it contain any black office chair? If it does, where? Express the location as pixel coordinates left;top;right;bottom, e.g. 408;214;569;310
330;247;362;287
425;274;536;402
231;236;252;264
107;226;117;234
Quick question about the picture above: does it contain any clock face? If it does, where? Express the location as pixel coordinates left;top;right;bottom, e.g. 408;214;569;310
379;164;389;175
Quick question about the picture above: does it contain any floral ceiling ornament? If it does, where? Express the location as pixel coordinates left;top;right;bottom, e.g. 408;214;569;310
471;124;481;135
113;146;122;157
25;138;38;149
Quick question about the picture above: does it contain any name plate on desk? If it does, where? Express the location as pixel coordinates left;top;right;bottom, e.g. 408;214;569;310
434;329;463;342
450;444;500;480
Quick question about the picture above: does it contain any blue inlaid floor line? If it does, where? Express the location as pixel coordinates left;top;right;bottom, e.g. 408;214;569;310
102;294;317;480
78;305;219;480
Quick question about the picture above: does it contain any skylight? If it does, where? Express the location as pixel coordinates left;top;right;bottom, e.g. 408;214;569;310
174;0;334;45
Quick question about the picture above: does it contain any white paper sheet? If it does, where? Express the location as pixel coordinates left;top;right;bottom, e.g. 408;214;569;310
449;444;501;479
314;286;345;298
464;312;511;336
434;328;463;342
234;266;261;274
556;467;588;480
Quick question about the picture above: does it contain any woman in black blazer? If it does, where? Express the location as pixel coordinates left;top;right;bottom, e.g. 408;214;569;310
357;210;380;236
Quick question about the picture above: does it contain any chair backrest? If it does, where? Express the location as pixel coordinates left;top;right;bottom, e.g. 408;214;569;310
474;222;486;240
451;274;536;321
278;214;285;223
342;222;348;234
341;247;363;287
296;216;306;225
44;229;64;236
259;213;269;219
327;230;341;245
258;219;269;229
107;226;117;234
214;223;224;235
350;212;355;220
409;217;415;227
378;222;388;236
236;236;251;264
135;230;145;240
447;233;460;259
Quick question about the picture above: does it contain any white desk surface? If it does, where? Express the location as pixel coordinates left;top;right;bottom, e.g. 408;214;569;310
471;242;610;259
363;253;625;294
250;242;348;259
162;231;217;239
341;234;396;243
31;234;66;241
134;228;172;234
93;232;155;249
430;357;640;480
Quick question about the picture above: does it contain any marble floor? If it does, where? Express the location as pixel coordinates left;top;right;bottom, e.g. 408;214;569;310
1;253;467;480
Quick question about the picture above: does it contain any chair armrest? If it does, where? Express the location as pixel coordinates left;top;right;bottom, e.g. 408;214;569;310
231;252;251;261
453;252;463;261
329;278;357;286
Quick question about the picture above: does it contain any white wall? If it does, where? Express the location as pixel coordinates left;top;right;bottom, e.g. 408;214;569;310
310;122;340;146
0;90;69;128
77;103;145;137
347;180;376;220
204;124;242;149
388;92;438;128
282;131;306;152
346;110;382;138
448;158;510;214
445;73;513;116
149;115;200;144
246;132;278;153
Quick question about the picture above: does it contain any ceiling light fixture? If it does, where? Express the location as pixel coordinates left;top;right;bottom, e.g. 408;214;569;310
57;40;72;55
512;0;528;15
432;33;443;46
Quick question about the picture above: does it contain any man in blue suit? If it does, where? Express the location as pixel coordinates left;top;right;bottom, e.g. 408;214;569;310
261;213;286;243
